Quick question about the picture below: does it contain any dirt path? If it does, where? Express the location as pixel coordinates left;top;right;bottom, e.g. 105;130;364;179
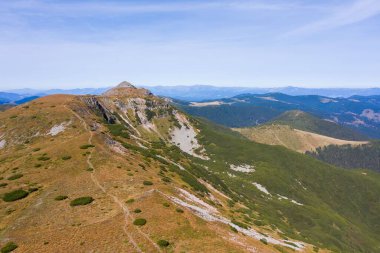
68;104;161;252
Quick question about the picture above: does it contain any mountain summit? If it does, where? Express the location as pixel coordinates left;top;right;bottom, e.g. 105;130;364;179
102;81;152;97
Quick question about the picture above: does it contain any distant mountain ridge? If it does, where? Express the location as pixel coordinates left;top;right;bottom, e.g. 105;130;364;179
4;85;380;101
179;93;380;139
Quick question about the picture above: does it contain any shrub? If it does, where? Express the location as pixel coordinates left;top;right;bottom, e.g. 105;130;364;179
70;196;94;206
163;203;170;207
7;174;23;181
32;148;41;152
86;168;93;172
133;218;147;226
0;183;8;188
161;177;171;183
230;226;238;233
55;195;68;201
143;181;153;186
62;156;72;160
34;164;42;168
9;115;17;119
176;208;184;213
80;144;95;149
126;198;135;203
37;156;50;161
260;239;268;245
133;208;142;213
3;189;29;202
157;240;170;248
1;242;18;253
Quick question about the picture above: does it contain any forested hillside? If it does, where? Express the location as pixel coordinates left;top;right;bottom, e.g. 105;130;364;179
306;141;380;172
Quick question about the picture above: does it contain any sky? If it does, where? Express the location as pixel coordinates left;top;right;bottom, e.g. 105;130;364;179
0;0;380;89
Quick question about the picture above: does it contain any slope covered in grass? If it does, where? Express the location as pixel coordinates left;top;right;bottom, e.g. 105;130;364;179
271;110;368;141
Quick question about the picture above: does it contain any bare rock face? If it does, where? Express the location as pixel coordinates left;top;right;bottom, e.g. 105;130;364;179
103;81;152;97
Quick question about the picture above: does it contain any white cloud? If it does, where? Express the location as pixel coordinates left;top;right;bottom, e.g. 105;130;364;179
289;0;380;35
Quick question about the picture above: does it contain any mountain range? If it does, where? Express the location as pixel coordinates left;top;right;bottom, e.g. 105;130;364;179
1;82;380;252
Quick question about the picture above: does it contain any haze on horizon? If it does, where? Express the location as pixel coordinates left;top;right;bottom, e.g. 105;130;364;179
1;0;380;90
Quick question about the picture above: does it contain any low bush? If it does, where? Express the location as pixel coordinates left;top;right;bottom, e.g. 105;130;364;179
163;203;170;207
157;240;170;248
62;156;72;160
34;164;42;168
126;198;135;203
3;189;29;202
80;144;95;149
176;208;184;213
28;188;38;193
32;148;41;152
0;183;8;188
133;218;147;226
260;238;268;245
70;196;94;206
55;195;68;201
1;241;18;253
133;208;142;213
143;181;153;186
7;174;23;181
230;226;238;233
37;156;50;161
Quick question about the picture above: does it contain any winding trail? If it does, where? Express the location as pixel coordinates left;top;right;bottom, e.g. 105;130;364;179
68;104;163;252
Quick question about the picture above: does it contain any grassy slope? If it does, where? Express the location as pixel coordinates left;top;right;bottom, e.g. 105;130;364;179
234;124;367;153
271;110;368;141
190;118;380;252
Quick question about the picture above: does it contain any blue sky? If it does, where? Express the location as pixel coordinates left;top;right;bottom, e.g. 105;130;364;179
0;0;380;89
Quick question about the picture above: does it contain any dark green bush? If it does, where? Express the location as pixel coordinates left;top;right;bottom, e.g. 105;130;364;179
70;196;94;206
230;226;238;233
1;241;18;253
80;144;95;149
133;218;147;226
106;124;130;139
34;164;42;168
7;174;23;181
176;208;184;213
62;156;72;160
32;148;41;152
55;195;68;201
260;238;268;245
143;181;153;186
133;208;142;213
0;183;8;188
161;177;171;183
157;240;170;247
2;189;29;202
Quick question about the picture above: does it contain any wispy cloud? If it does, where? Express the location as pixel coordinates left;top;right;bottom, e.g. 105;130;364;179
0;0;296;16
289;0;380;35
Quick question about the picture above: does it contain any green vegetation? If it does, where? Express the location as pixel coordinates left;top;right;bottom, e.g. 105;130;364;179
55;195;68;201
80;144;95;149
1;242;18;253
157;240;170;248
143;180;153;186
189;118;380;252
163;202;170;207
0;183;8;187
62;156;72;160
133;218;147;226
70;197;94;206
271;110;368;141
133;208;142;213
106;124;130;139
307;141;380;172
7;174;23;181
176;208;184;213
230;226;238;233
3;189;29;202
37;156;50;161
260;239;268;245
126;198;134;203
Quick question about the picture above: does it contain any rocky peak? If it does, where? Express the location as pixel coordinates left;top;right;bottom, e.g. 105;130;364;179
103;81;152;97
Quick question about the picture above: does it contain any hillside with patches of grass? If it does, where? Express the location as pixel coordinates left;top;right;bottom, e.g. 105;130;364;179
0;82;379;252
